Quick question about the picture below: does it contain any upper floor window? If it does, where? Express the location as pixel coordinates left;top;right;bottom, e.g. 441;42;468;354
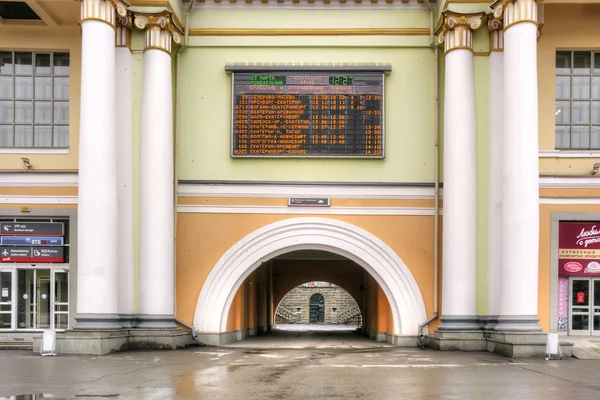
0;51;69;148
555;51;600;150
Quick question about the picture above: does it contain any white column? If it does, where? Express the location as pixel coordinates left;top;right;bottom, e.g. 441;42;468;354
496;0;542;332
485;12;504;331
75;0;126;330
436;12;484;331
135;15;181;328
115;16;135;328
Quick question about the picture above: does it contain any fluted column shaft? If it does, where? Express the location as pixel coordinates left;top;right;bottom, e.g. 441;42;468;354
495;0;542;332
436;12;484;331
135;14;181;328
75;0;127;330
485;10;505;331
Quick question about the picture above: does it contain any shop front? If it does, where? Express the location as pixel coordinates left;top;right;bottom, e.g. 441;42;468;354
0;219;71;332
557;221;600;336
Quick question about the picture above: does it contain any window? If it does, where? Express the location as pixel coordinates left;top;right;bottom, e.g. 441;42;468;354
555;51;600;150
0;51;69;148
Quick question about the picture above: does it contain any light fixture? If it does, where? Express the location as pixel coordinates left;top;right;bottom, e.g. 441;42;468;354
592;163;600;175
21;157;32;170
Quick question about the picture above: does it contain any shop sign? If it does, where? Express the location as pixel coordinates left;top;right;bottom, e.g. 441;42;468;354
0;236;63;246
576;291;586;304
0;246;64;263
559;222;600;276
0;222;64;236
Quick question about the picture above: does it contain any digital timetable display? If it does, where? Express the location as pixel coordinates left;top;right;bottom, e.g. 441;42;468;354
231;71;384;158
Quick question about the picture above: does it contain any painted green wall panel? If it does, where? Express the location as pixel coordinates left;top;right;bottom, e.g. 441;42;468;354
474;55;489;316
188;36;432;48
191;9;430;29
178;46;436;182
132;30;145;312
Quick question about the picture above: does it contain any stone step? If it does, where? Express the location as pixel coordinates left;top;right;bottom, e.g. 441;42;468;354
0;340;33;350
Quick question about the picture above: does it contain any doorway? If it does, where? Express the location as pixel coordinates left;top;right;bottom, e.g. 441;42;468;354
309;293;325;323
568;277;600;336
0;268;69;331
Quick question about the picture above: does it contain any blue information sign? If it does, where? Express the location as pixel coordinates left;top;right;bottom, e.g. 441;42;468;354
0;236;64;246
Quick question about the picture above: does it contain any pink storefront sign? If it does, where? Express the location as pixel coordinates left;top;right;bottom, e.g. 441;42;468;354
558;222;600;276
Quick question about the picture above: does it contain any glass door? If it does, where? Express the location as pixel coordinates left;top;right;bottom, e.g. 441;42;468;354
17;269;52;330
54;270;69;329
594;279;600;336
0;271;13;329
569;278;591;335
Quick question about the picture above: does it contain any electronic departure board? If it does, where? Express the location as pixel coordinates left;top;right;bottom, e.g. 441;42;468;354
231;71;384;158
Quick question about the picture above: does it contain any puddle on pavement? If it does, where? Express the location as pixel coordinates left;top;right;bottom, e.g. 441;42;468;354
1;396;119;400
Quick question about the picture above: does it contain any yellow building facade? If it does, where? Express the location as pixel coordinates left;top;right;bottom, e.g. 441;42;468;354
0;0;598;356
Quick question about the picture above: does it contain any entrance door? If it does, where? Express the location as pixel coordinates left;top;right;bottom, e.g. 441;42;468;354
569;277;600;336
17;269;51;330
309;293;325;323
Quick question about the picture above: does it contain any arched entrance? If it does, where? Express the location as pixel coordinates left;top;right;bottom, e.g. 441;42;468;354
193;217;427;345
309;293;325;323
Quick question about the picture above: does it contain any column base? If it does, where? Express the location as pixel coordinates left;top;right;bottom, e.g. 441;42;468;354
480;315;499;332
429;330;487;351
494;315;542;332
136;314;177;329
119;314;136;329
74;313;122;330
437;315;481;331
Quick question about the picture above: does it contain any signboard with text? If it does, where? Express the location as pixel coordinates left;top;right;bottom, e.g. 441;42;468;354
231;71;385;158
0;246;64;263
0;221;65;263
558;222;600;276
0;222;63;236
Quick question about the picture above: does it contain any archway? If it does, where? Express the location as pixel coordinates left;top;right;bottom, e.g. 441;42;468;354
193;217;427;345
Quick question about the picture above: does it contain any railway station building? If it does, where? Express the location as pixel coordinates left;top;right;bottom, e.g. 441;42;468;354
0;0;599;356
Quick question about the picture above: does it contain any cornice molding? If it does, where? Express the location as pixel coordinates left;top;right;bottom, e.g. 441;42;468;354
189;28;431;36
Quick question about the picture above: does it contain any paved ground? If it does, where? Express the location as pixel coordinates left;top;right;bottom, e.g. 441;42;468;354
1;329;600;400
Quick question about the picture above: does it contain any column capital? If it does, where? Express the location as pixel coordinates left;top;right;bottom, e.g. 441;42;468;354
493;0;539;31
488;12;504;52
435;11;485;55
134;12;183;55
80;0;129;29
116;13;133;49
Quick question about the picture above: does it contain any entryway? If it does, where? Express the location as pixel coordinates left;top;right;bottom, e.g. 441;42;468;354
568;277;600;336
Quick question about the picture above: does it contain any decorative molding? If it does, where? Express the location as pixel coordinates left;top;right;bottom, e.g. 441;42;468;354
0;196;77;204
177;204;440;216
134;12;182;54
116;14;133;49
539;198;600;205
435;11;485;55
189;28;431;36
488;4;504;52
187;0;432;9
193;217;428;336
0;173;78;187
178;183;437;199
80;0;129;29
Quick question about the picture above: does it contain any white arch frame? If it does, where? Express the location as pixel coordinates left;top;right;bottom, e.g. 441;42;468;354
193;217;427;339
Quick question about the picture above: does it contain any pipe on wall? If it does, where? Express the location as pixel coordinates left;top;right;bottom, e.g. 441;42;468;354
173;0;195;325
418;0;440;338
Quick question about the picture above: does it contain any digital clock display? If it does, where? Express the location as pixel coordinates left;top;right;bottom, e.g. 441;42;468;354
329;76;355;85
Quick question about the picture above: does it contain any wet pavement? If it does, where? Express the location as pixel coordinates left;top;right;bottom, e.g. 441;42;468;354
1;330;600;400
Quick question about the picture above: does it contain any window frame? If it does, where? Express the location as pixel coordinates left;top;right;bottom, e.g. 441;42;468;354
0;50;70;149
555;50;600;150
